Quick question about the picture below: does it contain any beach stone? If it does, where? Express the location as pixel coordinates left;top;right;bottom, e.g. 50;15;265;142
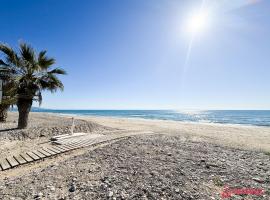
72;178;77;182
120;191;128;198
49;186;55;192
69;185;76;192
108;191;114;197
252;177;264;183
34;192;43;199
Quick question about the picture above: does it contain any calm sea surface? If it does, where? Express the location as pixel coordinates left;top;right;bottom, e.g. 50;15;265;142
29;109;270;127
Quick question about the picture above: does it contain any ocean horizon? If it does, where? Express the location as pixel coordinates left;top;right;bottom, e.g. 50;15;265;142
23;109;270;127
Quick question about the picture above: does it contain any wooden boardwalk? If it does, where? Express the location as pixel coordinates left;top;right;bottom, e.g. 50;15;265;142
0;131;152;171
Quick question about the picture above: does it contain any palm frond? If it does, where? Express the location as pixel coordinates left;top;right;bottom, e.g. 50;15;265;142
0;59;8;67
48;68;67;75
19;43;36;64
38;50;55;70
39;73;64;92
38;50;47;61
0;44;20;66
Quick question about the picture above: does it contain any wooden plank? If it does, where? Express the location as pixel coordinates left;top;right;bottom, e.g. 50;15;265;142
61;145;76;151
65;140;94;149
71;142;85;148
6;156;19;167
51;134;70;140
60;141;79;146
51;146;67;152
14;155;27;164
58;139;80;145
37;149;51;157
66;138;97;149
64;139;94;149
52;133;86;140
47;146;62;153
54;133;70;138
61;135;91;143
82;139;98;147
74;138;93;145
20;153;34;162
61;137;98;150
54;145;70;151
0;159;11;170
42;148;57;155
75;141;89;148
75;139;94;147
63;143;79;149
32;150;46;158
67;140;84;147
56;146;70;151
68;143;83;149
58;143;74;149
27;151;42;160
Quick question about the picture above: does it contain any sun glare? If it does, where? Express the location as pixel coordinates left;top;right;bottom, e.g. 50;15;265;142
186;11;209;35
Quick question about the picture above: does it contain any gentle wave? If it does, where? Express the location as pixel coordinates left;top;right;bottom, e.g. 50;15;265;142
25;109;270;127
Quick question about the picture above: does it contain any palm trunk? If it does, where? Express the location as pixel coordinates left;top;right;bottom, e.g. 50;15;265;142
0;104;9;122
17;98;32;129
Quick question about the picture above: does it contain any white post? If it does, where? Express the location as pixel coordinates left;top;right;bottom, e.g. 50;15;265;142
0;79;2;104
70;117;75;135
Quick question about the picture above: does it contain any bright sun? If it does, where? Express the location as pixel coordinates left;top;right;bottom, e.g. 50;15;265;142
187;11;209;34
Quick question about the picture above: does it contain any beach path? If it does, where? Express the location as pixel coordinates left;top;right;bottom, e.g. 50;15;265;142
0;130;153;171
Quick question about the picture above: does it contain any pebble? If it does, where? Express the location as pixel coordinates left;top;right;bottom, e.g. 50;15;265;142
49;186;55;192
108;191;114;197
72;178;77;182
69;185;76;192
34;192;43;199
252;177;264;183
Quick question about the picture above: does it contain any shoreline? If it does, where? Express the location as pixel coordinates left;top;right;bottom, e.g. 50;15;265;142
20;111;270;129
3;111;270;153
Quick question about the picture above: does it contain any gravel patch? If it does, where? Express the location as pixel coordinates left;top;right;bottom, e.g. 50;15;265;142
0;134;269;199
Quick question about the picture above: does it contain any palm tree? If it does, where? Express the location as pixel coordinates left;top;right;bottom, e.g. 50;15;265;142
0;61;17;122
0;76;17;122
0;42;66;128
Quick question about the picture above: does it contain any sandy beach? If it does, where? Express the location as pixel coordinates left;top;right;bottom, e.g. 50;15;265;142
0;112;269;199
76;115;270;152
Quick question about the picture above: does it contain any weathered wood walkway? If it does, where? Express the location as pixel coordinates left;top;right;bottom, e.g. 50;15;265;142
0;131;152;171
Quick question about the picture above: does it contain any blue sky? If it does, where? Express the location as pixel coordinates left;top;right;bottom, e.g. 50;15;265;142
1;0;270;109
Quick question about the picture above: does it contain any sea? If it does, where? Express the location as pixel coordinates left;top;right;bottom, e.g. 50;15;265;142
29;109;270;127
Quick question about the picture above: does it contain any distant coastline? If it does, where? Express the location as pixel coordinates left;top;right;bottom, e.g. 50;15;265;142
12;108;270;127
